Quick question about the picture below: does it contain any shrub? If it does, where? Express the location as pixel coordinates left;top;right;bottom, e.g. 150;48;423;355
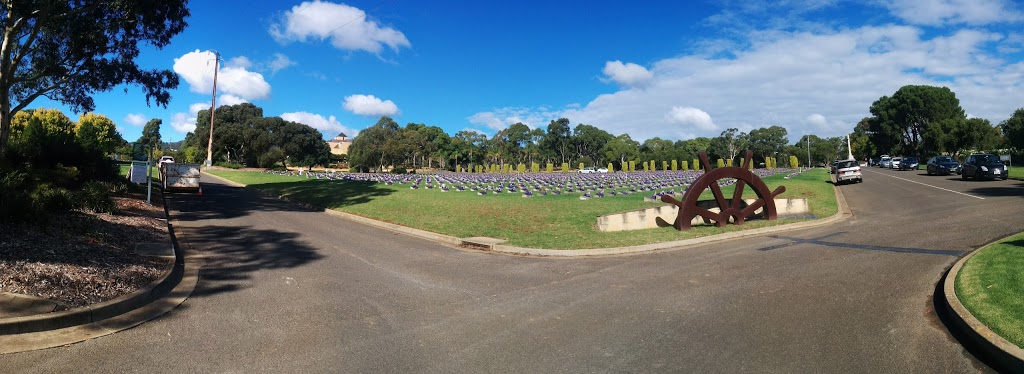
31;183;75;213
561;163;569;173
391;167;408;174
681;161;688;171
546;163;554;173
77;180;115;213
692;159;699;170
215;161;243;169
0;169;34;222
790;155;800;168
717;159;725;168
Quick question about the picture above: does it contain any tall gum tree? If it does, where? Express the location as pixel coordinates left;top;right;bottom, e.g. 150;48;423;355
0;0;189;152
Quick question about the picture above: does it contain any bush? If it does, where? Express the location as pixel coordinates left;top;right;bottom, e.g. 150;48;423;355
391;167;408;174
215;161;243;169
77;180;115;213
31;183;75;213
0;169;33;222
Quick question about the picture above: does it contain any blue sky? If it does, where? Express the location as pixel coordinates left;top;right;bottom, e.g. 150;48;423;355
35;0;1024;144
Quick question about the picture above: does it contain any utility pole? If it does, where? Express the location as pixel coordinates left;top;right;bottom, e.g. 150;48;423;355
205;51;220;167
806;134;811;169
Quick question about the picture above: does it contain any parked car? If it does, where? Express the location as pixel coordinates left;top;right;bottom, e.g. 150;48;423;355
898;157;919;171
879;156;892;168
596;167;609;173
157;155;175;166
889;157;902;169
926;156;960;175
869;157;880;166
961;154;1008;180
833;160;862;184
578;167;596;174
830;160;841;174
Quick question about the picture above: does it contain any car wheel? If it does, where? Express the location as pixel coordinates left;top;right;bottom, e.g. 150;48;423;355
962;172;968;180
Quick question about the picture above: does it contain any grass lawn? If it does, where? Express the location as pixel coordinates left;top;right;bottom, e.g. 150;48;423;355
956;233;1024;348
206;168;837;249
1009;166;1024;180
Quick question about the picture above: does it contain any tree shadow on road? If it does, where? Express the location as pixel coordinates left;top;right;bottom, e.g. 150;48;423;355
247;179;393;209
962;180;1024;198
175;223;324;298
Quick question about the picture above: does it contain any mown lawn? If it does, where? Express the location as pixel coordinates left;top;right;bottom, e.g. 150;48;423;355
956;233;1024;348
206;168;837;249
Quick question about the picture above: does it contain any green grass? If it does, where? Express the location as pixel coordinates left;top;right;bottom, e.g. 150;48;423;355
956;233;1024;348
207;169;837;249
1009;166;1024;180
119;162;159;179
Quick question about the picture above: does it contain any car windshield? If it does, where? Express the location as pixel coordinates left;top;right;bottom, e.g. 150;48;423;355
936;157;954;163
975;155;998;163
904;157;916;163
837;161;858;168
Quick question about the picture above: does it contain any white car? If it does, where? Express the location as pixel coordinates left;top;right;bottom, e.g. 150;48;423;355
158;155;175;166
596;167;609;173
889;157;902;169
834;159;863;184
578;167;596;174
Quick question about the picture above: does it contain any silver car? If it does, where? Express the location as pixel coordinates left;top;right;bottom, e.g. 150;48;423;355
889;157;902;169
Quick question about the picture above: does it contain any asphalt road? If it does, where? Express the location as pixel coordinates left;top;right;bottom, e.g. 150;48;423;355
2;167;1022;373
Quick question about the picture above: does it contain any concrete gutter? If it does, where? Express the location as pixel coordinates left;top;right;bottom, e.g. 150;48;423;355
205;172;851;257
0;191;199;353
940;238;1024;372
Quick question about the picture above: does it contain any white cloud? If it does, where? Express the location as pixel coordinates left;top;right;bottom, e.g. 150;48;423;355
281;111;359;138
666;107;718;132
467;107;564;132
218;94;248;106
189;103;210;115
342;94;399;116
173;50;271;100
880;0;1022;26
171;113;196;133
602;61;653;88
124;113;146;127
270;1;410;55
269;53;295;74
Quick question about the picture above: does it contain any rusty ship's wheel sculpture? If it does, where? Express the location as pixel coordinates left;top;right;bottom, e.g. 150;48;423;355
661;150;785;230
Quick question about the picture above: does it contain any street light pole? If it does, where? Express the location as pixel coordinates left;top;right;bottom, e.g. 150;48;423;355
806;134;811;169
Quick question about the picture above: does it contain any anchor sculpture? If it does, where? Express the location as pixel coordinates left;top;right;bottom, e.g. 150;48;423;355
661;150;785;230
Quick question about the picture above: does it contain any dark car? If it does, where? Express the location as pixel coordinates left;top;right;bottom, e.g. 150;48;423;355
926;156;960;175
898;157;919;170
961;153;1007;180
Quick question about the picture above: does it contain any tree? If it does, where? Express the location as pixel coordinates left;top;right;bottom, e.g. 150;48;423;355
709;128;747;161
75;113;122;155
868;85;965;157
543;118;572;164
0;1;190;152
349;116;401;171
602;134;639;170
747;125;788;163
1000;108;1024;152
850;118;875;161
572;124;612;166
137;119;162;151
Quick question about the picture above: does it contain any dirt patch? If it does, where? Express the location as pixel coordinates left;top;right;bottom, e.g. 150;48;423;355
0;193;168;307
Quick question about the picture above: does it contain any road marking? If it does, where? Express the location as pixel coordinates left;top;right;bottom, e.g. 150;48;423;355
863;169;985;200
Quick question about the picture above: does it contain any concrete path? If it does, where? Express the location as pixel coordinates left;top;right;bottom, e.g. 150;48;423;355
2;168;1021;372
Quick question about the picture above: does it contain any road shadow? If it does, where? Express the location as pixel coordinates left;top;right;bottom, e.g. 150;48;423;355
247;179;393;209
963;180;1024;198
176;223;324;298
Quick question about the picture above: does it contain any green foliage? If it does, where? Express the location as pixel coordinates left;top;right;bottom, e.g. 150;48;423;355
869;85;966;156
681;160;688;171
716;159;725;168
31;183;75;213
726;159;733;167
0;0;188;152
628;160;635;172
607;162;614;172
215;161;243;169
77;181;114;214
692;159;699;170
0;168;33;221
532;162;540;173
182;146;201;163
1003;108;1024;151
579;162;585;171
259;146;286;169
790;155;800;168
561;162;569;173
137;119;163;151
75;113;123;155
391;167;408;174
546;163;553;173
518;163;526;173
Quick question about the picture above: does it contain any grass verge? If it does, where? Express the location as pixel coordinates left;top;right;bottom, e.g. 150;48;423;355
206;169;837;249
956;233;1024;348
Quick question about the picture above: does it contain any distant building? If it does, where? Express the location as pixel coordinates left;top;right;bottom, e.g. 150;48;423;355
327;133;352;155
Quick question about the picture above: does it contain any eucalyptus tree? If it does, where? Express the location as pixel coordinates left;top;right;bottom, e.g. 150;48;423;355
0;0;189;152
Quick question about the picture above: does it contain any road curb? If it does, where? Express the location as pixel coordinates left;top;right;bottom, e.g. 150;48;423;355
204;171;850;257
0;191;197;353
940;237;1024;372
